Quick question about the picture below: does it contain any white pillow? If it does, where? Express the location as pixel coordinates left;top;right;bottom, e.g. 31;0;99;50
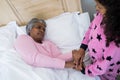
79;12;90;31
73;12;90;40
16;25;27;35
0;21;18;50
44;12;90;53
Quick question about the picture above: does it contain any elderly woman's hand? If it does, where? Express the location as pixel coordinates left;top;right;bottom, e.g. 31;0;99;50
64;61;75;68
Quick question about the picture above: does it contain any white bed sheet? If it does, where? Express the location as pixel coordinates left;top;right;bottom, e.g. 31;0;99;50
0;48;97;80
0;12;100;80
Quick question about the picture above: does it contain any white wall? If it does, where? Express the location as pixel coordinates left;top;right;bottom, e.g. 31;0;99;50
81;0;96;20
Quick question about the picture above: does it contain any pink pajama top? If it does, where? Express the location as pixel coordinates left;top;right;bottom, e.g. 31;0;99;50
80;13;120;80
14;35;72;69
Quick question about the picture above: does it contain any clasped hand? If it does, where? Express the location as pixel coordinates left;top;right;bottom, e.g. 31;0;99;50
65;49;85;71
72;49;85;71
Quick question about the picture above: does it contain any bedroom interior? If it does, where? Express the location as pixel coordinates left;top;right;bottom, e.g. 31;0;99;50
0;0;119;80
0;0;95;80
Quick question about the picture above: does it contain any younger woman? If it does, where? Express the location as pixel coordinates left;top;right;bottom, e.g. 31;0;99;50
73;0;120;80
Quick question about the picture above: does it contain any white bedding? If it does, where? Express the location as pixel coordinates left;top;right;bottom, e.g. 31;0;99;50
0;49;97;80
0;12;100;80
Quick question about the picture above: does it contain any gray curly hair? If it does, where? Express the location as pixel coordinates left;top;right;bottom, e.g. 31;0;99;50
26;18;46;35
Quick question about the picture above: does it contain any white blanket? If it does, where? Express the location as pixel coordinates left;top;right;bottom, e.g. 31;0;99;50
0;48;98;80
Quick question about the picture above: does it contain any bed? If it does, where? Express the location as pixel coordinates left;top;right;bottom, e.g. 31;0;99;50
0;0;100;80
0;12;101;80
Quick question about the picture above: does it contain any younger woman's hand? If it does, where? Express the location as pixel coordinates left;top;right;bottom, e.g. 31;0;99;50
72;48;85;70
74;62;85;71
72;50;80;65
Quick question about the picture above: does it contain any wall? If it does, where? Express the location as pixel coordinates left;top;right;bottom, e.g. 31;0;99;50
0;0;82;26
81;0;96;20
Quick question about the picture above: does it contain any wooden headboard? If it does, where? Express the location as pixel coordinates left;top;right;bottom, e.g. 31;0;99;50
0;0;82;26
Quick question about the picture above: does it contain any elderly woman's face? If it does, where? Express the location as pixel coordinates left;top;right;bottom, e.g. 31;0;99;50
29;22;46;43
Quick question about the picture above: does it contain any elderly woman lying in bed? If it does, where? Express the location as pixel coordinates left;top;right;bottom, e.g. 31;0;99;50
14;18;75;69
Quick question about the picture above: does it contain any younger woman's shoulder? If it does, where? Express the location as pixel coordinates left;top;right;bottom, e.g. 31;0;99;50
92;12;103;24
94;12;102;17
